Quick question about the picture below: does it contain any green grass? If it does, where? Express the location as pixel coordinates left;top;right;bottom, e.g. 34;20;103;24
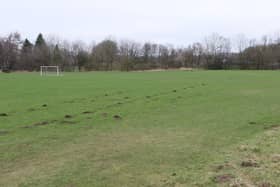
1;71;280;187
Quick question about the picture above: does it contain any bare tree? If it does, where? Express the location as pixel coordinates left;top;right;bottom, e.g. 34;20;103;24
92;39;118;70
158;44;169;69
204;33;231;69
234;34;249;68
119;40;141;71
0;32;21;71
192;43;203;68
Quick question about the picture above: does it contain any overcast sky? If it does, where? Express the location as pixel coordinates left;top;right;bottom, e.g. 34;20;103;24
1;0;280;46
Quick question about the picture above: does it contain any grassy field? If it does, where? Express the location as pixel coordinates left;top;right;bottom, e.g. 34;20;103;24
1;71;280;187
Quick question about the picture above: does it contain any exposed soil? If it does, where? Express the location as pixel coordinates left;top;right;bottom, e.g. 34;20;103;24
82;111;94;114
214;163;234;172
213;174;235;183
0;113;8;117
34;121;49;126
113;115;122;120
249;121;257;125
264;124;280;130
64;115;73;119
215;165;225;171
60;120;76;125
42;104;48;107
26;120;58;128
241;160;259;167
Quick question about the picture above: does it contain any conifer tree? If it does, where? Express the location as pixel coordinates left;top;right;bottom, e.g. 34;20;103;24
20;39;34;70
34;33;50;68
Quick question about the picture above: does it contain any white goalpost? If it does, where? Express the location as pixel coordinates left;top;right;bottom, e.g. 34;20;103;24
40;66;61;76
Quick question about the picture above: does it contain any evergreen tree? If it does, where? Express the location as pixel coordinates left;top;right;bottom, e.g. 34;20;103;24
20;39;34;70
34;33;50;68
35;33;46;47
22;39;33;52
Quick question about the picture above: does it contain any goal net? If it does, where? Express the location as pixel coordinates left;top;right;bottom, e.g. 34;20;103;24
40;66;61;76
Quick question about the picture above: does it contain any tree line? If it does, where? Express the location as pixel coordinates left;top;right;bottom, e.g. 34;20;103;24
1;32;280;72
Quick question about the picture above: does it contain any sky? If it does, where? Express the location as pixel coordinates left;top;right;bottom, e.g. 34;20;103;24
1;0;280;46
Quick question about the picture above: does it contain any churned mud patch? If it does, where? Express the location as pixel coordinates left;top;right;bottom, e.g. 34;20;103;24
0;113;8;117
241;160;259;168
214;163;235;172
82;111;94;114
60;120;76;125
213;174;235;183
249;121;257;125
113;115;122;120
64;115;73;119
23;120;58;128
34;121;50;127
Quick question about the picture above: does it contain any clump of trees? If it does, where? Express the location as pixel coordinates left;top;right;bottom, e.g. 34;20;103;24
1;32;280;72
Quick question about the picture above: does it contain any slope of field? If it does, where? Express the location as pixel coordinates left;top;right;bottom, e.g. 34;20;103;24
0;71;280;187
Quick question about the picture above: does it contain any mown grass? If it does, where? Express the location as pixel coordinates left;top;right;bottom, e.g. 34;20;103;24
0;71;280;187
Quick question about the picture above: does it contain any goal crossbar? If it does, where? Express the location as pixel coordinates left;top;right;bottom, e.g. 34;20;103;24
40;66;61;76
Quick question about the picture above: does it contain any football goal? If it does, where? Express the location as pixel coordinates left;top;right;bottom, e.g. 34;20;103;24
40;66;61;76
